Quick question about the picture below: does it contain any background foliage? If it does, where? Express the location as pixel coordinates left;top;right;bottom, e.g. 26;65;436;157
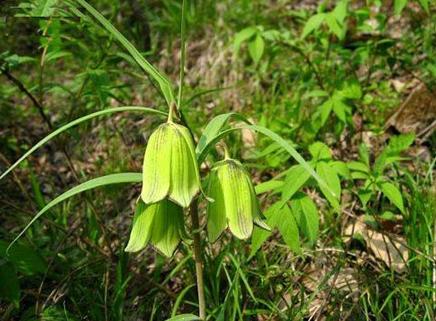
0;0;435;320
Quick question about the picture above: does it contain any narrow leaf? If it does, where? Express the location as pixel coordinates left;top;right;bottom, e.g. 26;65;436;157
8;173;143;252
74;0;175;106
0;107;166;181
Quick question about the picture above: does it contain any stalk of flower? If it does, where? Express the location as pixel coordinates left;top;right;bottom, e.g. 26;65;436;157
207;143;269;242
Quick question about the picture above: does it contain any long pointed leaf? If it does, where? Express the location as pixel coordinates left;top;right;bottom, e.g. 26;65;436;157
244;124;336;201
74;0;175;106
0;107;166;180
8;172;143;252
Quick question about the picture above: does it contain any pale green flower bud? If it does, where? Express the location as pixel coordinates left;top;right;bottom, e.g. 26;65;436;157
207;158;269;242
125;199;185;257
141;122;200;207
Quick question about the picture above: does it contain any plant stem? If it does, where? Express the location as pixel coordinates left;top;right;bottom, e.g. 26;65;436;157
189;198;206;319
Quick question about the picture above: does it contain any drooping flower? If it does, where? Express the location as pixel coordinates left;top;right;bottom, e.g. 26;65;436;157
125;199;185;257
207;157;269;242
141;120;200;208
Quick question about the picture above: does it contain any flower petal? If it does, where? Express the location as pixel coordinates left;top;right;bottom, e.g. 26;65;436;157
150;199;184;257
221;160;253;239
141;125;171;204
206;167;227;242
125;201;156;252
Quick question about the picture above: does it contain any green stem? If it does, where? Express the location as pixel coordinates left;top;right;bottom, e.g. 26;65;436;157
189;198;206;319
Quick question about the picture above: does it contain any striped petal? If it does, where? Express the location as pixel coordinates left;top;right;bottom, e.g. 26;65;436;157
206;167;227;242
150;199;184;257
220;160;253;239
125;201;156;252
141;124;171;204
168;124;200;207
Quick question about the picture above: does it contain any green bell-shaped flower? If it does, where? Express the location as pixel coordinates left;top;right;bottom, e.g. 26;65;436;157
206;157;269;242
125;199;185;257
141;118;200;208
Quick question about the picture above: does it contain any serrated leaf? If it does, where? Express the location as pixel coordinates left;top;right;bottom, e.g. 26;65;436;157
302;13;326;38
380;181;404;213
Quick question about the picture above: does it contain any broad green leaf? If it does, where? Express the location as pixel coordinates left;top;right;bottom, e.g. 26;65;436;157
280;165;310;205
325;14;343;39
0;241;46;275
234;27;257;52
316;161;340;209
302;13;326;38
309;142;332;161
0;107;166;181
276;205;301;253
74;0;175;106
249;203;280;258
358;144;370;167
165;314;200;321
8;173;143;252
394;0;408;15
244;124;334;200
248;34;265;64
358;180;373;208
332;98;348;122
254;179;283;195
332;0;348;24
320;99;333;125
0;262;20;306
380;181;404;213
330;161;350;179
347;161;370;176
291;193;319;245
373;133;415;174
418;0;429;12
